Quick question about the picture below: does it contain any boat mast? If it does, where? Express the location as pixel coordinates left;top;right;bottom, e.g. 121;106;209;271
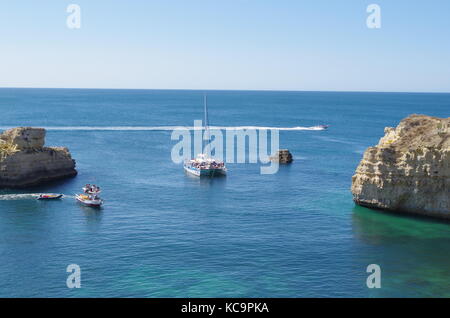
204;94;211;157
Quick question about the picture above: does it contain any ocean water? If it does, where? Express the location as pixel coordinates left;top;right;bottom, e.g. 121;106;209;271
0;88;449;298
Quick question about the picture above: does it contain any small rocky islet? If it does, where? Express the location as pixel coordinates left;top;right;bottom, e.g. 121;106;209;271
0;127;77;188
270;149;293;164
352;114;450;219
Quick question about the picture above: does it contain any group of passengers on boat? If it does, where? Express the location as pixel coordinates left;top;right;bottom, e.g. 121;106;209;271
84;184;101;194
191;161;225;170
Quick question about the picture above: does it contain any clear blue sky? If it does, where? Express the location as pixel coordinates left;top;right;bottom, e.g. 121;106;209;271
0;0;449;92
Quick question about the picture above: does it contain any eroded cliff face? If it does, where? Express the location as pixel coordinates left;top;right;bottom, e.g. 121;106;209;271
0;127;77;187
351;115;450;219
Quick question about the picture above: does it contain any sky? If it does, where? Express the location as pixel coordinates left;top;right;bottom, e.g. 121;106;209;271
0;0;449;92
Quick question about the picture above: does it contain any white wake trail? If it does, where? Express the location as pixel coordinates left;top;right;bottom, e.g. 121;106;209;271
0;126;327;131
0;194;40;200
0;194;74;200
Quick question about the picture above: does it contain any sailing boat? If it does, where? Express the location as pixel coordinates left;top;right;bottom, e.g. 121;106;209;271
183;96;227;177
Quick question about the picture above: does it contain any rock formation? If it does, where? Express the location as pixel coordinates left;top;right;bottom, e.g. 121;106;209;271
351;114;450;219
0;127;77;187
270;149;293;164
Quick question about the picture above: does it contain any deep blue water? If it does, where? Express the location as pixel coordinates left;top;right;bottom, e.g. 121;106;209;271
0;88;450;297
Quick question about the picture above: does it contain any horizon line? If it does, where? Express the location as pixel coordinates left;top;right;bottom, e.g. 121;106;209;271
0;86;449;94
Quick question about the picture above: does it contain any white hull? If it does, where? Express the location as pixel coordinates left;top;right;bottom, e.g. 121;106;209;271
184;165;227;177
76;194;103;207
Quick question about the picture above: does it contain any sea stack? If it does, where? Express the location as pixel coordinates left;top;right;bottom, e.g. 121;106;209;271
351;115;450;219
270;149;293;164
0;127;77;187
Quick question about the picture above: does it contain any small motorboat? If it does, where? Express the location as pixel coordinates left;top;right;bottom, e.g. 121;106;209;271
318;124;329;130
37;194;63;200
75;194;103;207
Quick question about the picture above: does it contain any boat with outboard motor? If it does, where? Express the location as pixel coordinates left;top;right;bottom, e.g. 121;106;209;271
75;194;103;207
184;96;227;177
76;184;103;207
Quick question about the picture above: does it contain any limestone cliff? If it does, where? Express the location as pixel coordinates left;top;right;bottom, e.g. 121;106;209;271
351;115;450;219
0;127;77;187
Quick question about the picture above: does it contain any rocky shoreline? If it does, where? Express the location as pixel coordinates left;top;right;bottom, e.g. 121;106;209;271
351;114;450;219
0;127;77;188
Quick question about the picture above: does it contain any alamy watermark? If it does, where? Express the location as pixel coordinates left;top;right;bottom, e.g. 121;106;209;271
171;120;280;174
366;264;381;288
66;264;81;288
64;4;380;30
366;4;381;29
66;4;81;29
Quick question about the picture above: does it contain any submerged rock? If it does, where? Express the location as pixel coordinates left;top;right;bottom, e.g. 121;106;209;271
0;127;77;188
351;115;450;219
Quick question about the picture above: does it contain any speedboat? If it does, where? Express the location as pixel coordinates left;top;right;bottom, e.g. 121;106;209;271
37;194;63;200
184;153;227;177
75;194;103;207
317;124;329;130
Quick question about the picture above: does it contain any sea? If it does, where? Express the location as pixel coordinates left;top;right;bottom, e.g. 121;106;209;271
0;88;449;297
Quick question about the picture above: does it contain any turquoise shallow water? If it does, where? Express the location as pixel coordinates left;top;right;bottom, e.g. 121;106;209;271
0;88;449;297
